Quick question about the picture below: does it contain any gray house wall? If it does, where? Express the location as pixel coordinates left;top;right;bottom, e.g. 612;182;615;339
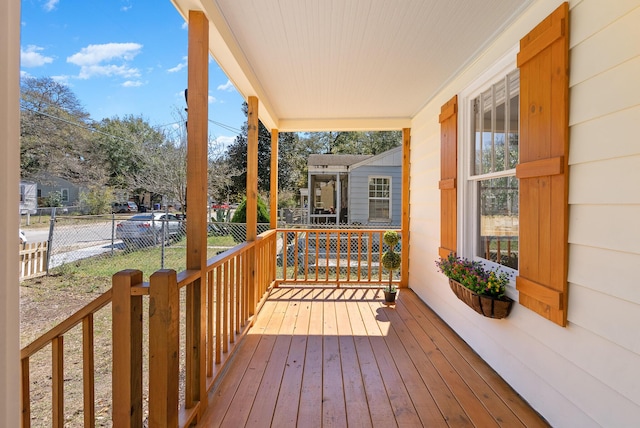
37;176;82;206
348;165;401;226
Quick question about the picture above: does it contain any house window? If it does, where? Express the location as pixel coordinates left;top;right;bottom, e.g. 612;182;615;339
20;185;25;202
465;68;519;272
368;176;391;221
61;188;69;203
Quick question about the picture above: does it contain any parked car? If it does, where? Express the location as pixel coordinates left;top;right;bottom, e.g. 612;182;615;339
116;213;185;248
112;201;138;213
19;229;27;245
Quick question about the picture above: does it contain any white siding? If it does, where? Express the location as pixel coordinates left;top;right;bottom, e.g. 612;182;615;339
408;0;640;426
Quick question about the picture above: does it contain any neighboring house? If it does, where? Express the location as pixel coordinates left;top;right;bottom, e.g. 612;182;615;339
19;181;37;215
36;175;82;207
307;147;401;225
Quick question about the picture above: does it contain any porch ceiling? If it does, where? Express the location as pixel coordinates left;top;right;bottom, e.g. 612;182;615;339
170;0;531;132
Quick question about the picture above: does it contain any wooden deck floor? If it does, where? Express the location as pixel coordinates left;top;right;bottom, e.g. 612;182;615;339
197;287;548;427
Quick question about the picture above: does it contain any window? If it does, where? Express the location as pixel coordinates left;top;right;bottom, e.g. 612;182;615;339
20;185;25;202
61;188;69;203
368;176;391;221
469;70;519;271
443;3;570;325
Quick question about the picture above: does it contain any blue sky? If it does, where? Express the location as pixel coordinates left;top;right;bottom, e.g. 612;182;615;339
20;0;247;147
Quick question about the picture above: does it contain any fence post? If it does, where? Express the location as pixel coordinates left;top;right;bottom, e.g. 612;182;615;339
46;207;55;274
111;213;115;257
112;269;143;428
149;269;179;427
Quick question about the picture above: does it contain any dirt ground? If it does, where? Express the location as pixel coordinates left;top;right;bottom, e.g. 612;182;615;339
20;274;115;427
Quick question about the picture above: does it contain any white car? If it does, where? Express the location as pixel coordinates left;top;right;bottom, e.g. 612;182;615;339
19;229;27;244
116;213;185;248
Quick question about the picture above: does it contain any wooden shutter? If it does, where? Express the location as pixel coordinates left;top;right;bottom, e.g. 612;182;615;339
439;95;458;258
516;2;570;326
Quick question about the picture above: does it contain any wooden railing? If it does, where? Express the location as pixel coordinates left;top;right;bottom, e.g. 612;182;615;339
21;227;396;426
275;228;401;287
19;241;48;281
20;289;112;427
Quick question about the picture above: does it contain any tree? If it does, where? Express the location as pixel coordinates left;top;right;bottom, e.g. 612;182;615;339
20;76;103;185
93;115;167;191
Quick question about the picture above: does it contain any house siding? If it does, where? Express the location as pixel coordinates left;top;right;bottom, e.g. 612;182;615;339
349;165;402;225
409;0;640;426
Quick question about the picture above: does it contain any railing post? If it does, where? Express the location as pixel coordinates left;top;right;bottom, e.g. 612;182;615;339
149;270;179;427
112;270;143;428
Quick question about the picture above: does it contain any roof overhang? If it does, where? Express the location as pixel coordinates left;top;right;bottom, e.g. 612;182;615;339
170;0;532;132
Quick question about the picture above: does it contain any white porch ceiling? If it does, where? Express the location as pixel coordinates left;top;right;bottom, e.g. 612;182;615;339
171;0;531;131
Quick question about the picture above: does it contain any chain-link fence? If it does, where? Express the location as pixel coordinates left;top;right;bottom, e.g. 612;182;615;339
23;207;399;282
26;212;268;280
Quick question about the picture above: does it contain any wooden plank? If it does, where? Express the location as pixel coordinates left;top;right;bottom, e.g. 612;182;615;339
353;298;397;427
52;336;64;428
272;295;311;426
111;270;143;428
148;270;179;427
400;291;547;427
335;298;373;427
82;315;95;428
516;156;563;179
185;10;209;419
393;296;498;427
369;299;447;427
361;300;423;426
322;290;347;427
196;335;262;427
220;304;283;426
401;128;411;288
298;297;324;427
21;357;30;428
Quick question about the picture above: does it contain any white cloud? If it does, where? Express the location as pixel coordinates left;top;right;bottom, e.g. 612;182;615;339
209;95;216;104
181;22;188;30
20;70;32;79
167;57;187;73
122;80;144;87
43;0;59;12
21;45;54;67
217;80;235;92
68;43;142;66
66;43;142;79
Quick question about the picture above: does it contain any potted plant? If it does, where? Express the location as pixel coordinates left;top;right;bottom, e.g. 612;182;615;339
381;230;401;303
435;253;513;318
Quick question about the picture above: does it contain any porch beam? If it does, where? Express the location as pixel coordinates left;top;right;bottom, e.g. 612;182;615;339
270;129;279;229
401;128;411;288
247;96;259;312
185;9;208;419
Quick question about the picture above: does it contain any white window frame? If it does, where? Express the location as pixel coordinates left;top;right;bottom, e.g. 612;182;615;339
367;175;392;222
458;45;519;292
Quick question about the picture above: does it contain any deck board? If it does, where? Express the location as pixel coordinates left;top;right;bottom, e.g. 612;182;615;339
197;288;549;428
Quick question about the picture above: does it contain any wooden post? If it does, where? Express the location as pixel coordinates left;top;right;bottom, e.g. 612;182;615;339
82;315;95;428
112;270;143;428
247;96;259;313
52;336;63;428
185;10;209;418
270;129;279;229
401;128;411;288
148;270;179;427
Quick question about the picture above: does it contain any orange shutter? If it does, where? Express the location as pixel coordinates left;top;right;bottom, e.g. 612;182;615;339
516;2;570;326
439;95;458;258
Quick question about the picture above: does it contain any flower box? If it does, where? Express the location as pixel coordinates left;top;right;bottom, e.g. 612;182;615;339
449;279;513;319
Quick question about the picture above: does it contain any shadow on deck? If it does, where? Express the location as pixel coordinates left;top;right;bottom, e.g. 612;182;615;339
197;287;548;427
